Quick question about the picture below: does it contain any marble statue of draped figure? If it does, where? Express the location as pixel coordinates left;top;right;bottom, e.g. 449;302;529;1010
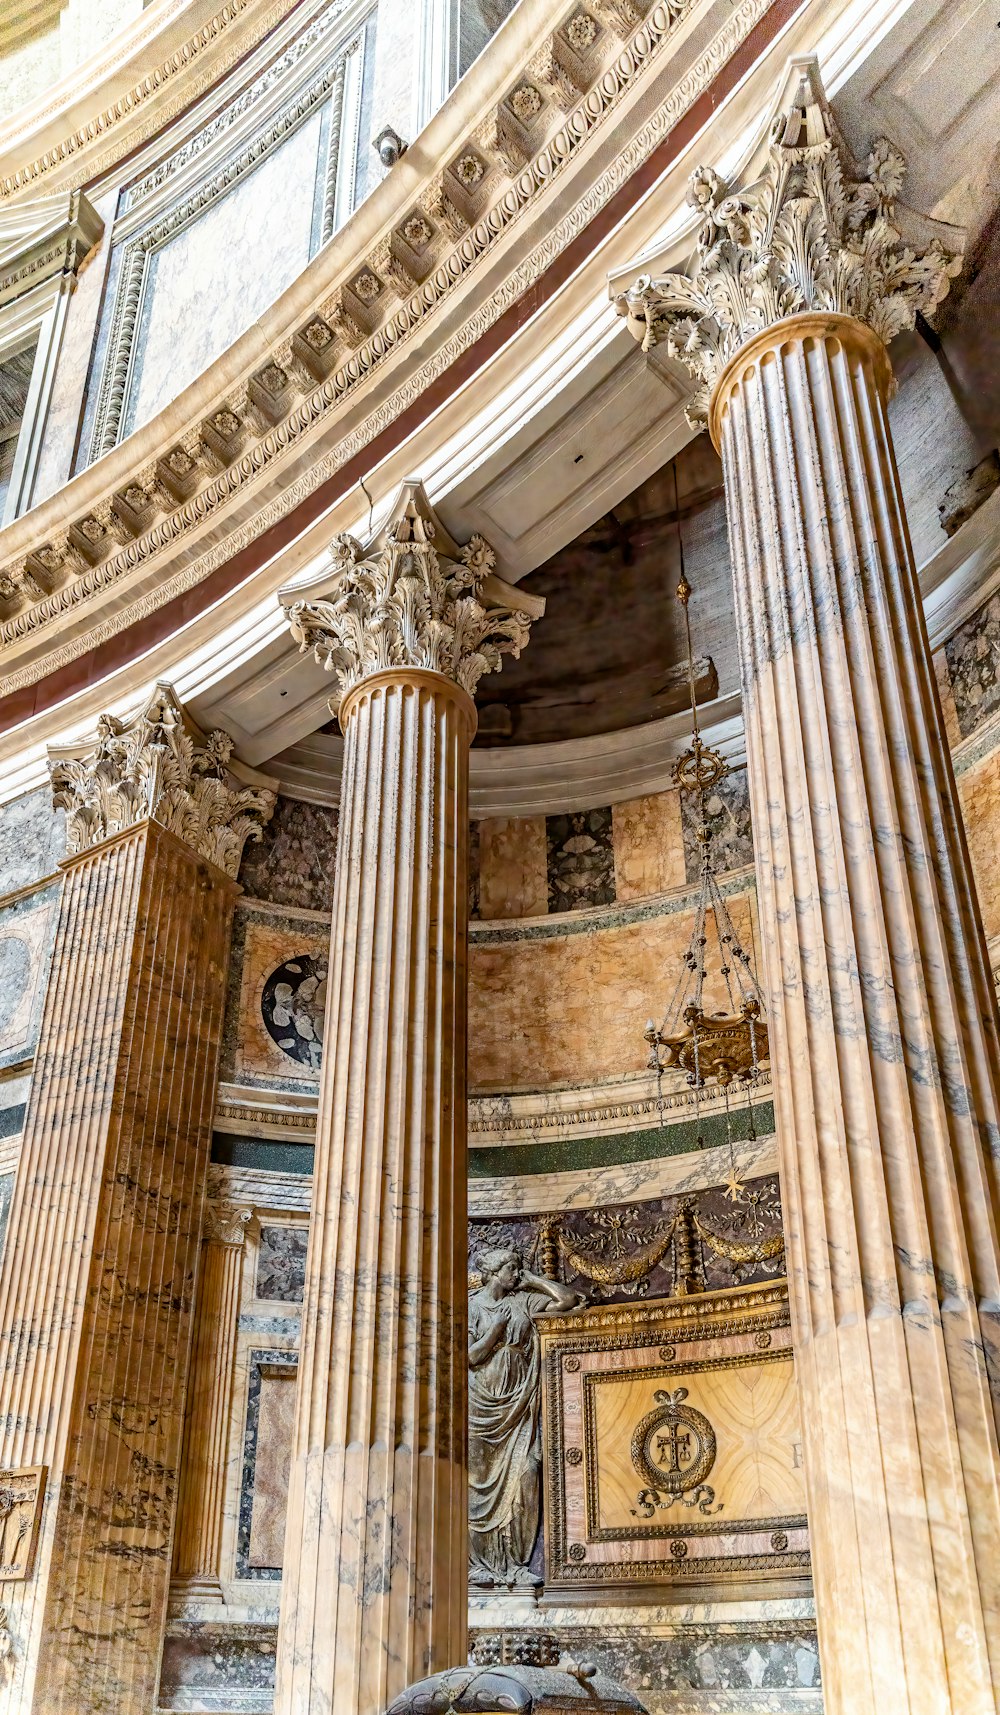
468;1247;585;1587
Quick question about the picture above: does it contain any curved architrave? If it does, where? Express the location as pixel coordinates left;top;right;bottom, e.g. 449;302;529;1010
0;0;308;202
0;0;798;702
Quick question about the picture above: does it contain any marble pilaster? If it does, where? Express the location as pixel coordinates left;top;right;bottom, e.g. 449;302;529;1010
274;485;537;1715
172;1204;254;1601
0;686;274;1715
617;63;1000;1715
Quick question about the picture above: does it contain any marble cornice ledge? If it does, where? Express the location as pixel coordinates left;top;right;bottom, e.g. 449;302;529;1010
0;0;306;202
0;0;779;701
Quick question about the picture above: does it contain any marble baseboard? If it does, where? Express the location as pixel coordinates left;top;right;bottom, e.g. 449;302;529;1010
157;1614;821;1713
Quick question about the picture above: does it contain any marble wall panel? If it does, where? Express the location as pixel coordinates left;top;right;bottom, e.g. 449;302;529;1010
0;1173;13;1262
468;888;758;1091
957;747;1000;942
159;1622;278;1712
247;1365;297;1569
256;1224;308;1301
478;815;549;919
681;770;754;882
945;588;1000;739
237;1349;299;1580
469;1626;822;1704
0;883;58;1071
123;110;326;435
546;808;616;912
237;796;338;911
613;791;686;901
0;788;65;895
221;905;329;1092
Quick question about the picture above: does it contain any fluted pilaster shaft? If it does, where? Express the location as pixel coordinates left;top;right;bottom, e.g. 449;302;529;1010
0;819;238;1714
172;1205;253;1596
714;312;1000;1714
275;668;473;1715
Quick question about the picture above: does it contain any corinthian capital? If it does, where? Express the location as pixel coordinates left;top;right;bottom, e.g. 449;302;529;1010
49;683;276;877
280;481;541;716
614;60;961;427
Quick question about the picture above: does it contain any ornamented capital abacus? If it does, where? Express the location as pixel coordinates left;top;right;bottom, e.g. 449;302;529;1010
204;1204;255;1248
614;61;962;427
49;683;276;877
281;481;538;717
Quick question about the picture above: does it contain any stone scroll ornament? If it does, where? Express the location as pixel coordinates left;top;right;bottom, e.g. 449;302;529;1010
283;499;534;711
49;683;276;877
614;67;961;428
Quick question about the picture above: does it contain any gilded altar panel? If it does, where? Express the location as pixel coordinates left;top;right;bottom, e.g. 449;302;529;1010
540;1283;808;1597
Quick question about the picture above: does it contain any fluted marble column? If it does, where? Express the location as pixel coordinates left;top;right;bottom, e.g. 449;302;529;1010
274;486;537;1715
618;64;1000;1715
172;1203;254;1600
0;687;273;1715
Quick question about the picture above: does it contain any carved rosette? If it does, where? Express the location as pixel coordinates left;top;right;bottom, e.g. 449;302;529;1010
49;684;276;877
283;498;534;715
615;67;961;426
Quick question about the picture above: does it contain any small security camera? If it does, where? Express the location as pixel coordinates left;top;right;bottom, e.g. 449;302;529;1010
372;125;407;169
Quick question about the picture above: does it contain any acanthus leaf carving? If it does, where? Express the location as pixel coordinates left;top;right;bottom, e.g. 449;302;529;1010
614;65;962;427
49;683;276;877
282;488;534;712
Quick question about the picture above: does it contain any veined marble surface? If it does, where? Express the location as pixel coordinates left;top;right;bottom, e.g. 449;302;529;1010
124;109;326;435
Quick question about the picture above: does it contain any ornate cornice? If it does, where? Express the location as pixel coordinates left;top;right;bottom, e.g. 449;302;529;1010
0;0;777;697
0;190;104;311
0;0;304;203
49;683;276;875
614;61;962;427
282;483;537;714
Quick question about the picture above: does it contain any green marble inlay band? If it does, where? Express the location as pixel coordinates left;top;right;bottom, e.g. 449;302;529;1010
468;1103;773;1178
210;1102;774;1180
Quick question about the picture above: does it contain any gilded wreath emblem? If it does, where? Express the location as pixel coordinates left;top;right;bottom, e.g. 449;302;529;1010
630;1387;722;1518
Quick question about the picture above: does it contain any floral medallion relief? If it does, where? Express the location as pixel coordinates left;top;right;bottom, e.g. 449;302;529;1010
224;912;330;1090
260;954;327;1069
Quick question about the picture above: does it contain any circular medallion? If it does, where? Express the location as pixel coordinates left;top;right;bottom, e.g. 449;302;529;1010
668;1538;688;1560
261;954;328;1068
567;1542;587;1562
630;1387;717;1497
